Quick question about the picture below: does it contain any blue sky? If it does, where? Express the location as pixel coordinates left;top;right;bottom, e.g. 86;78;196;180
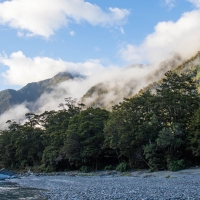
0;0;199;91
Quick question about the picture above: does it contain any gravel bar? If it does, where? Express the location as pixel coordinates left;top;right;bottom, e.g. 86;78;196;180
8;173;200;200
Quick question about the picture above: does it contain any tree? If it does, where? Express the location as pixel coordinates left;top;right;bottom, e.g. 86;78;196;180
187;108;200;160
64;107;109;170
104;91;159;168
156;71;199;128
40;98;83;171
154;71;199;169
13;126;44;168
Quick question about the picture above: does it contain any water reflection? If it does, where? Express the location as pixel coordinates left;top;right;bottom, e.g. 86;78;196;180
0;181;48;200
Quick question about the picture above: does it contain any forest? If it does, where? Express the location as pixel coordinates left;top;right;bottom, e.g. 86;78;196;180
0;70;200;172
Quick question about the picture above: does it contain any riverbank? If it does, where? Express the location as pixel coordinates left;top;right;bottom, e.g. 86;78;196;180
8;168;200;199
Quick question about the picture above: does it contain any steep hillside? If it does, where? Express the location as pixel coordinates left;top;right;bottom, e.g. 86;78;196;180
0;72;73;114
82;54;184;109
139;51;200;94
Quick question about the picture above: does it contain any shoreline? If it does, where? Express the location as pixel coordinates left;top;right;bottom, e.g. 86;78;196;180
7;168;200;199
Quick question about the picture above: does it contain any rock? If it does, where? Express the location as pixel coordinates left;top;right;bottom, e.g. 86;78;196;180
70;173;77;177
141;173;153;178
107;171;118;176
11;175;18;178
0;174;10;180
0;168;15;176
27;169;33;175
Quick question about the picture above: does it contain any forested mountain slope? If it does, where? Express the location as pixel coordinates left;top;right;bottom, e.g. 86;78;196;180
82;52;200;108
0;72;73;114
139;51;200;94
82;54;184;108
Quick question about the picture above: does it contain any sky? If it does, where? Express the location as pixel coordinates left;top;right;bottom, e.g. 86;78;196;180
0;0;200;91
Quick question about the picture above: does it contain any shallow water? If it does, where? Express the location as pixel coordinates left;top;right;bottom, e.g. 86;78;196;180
0;180;48;200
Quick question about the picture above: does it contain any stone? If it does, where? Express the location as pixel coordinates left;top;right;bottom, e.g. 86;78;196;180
0;168;15;176
0;174;10;180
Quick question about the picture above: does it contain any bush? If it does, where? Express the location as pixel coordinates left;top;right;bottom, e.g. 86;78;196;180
80;166;90;173
168;159;185;171
104;165;115;170
116;162;128;172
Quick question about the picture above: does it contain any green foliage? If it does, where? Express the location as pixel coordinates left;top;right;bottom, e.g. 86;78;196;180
64;107;109;169
41;146;59;171
156;123;185;162
167;159;185;171
104;165;115;170
143;143;165;171
104;91;160;168
187;108;200;158
0;70;200;172
156;71;199;128
116;162;128;172
80;166;90;173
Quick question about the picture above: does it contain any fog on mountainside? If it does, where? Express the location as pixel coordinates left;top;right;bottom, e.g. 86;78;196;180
82;54;183;108
1;51;200;130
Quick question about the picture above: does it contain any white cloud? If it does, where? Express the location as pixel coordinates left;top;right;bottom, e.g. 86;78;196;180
0;104;29;130
119;27;125;34
0;0;130;38
164;0;176;9
69;31;75;36
119;9;200;65
0;51;112;87
17;31;24;37
188;0;200;8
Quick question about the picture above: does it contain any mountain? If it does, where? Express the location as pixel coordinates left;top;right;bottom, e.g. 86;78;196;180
139;51;200;94
81;51;200;109
0;72;73;114
81;54;184;108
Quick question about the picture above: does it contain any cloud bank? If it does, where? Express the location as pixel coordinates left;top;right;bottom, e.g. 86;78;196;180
0;51;110;87
0;104;29;130
120;1;200;65
0;0;129;38
188;0;200;8
0;53;184;130
0;50;156;129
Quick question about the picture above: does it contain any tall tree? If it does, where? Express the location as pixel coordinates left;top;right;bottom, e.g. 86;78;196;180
64;107;109;170
41;98;83;171
104;91;159;168
156;71;199;127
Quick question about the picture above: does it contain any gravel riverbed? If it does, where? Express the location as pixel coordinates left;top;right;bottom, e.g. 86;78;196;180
8;169;200;200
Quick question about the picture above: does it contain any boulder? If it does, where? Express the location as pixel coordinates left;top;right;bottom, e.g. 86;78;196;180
0;174;10;180
0;168;15;176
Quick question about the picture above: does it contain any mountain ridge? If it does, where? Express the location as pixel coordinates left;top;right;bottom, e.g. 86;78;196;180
1;52;200;114
81;54;184;108
0;71;73;114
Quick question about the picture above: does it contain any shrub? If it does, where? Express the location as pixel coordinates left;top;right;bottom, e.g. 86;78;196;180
168;159;185;171
116;162;128;172
104;165;115;170
80;166;90;173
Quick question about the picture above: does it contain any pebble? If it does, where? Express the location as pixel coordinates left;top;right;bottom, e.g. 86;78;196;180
8;173;200;200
